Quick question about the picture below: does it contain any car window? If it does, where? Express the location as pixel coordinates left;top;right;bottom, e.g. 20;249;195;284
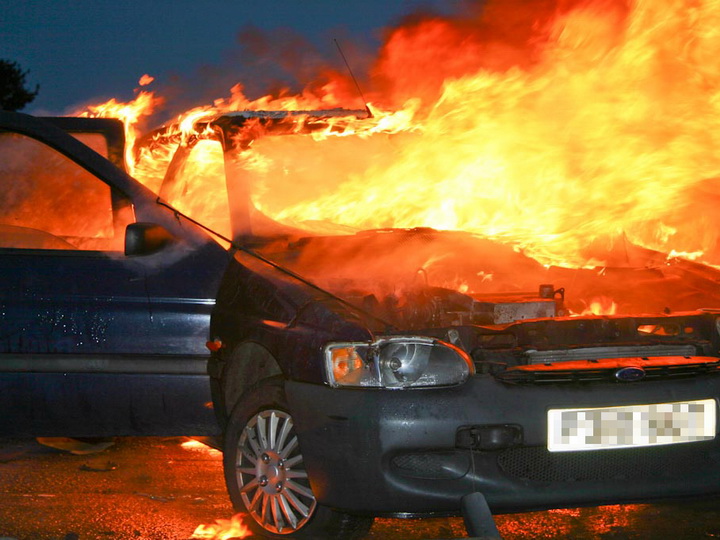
163;139;231;241
71;132;109;158
0;132;132;251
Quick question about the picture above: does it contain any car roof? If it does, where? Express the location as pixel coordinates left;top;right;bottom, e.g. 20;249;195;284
217;108;369;120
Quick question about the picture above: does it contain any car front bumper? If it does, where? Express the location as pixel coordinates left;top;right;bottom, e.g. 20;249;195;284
286;374;720;516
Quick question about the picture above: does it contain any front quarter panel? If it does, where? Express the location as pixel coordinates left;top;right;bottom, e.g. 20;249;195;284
212;251;373;385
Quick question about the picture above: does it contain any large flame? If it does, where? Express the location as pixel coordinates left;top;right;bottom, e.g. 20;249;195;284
267;0;720;266
78;0;720;270
73;76;163;171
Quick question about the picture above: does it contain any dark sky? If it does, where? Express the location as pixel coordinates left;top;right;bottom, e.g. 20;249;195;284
1;1;464;115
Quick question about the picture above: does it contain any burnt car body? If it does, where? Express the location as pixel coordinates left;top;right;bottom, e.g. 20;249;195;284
0;111;228;437
212;234;720;538
7;108;720;539
137;111;720;537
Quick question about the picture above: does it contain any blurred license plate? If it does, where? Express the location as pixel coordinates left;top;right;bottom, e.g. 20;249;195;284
548;399;716;452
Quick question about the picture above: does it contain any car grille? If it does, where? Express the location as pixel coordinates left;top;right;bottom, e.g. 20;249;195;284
525;344;696;364
495;359;720;384
497;443;714;483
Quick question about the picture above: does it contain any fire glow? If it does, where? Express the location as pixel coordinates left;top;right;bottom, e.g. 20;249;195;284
180;438;222;457
77;0;720;272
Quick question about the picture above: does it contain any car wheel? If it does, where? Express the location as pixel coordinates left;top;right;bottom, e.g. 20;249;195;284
223;378;373;539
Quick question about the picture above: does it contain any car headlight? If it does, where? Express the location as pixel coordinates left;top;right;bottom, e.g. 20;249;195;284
324;336;474;389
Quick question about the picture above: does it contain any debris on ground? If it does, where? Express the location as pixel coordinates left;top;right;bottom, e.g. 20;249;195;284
37;437;115;455
79;461;118;472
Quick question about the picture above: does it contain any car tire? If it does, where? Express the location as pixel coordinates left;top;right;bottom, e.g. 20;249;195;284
223;377;373;539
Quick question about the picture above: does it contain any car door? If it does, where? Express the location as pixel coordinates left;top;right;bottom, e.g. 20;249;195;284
0;117;221;437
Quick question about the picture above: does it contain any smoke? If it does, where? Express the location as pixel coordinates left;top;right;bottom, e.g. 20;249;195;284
140;24;378;127
368;0;631;110
79;0;720;270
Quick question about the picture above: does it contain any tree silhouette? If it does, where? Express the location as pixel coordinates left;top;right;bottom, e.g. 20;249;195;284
0;59;39;111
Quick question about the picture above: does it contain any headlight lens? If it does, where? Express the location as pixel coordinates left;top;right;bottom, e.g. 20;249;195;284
324;336;474;388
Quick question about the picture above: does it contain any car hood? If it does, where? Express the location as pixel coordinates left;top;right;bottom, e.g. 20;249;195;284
252;228;720;331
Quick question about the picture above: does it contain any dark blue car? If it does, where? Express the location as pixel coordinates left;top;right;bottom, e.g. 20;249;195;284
6;109;720;540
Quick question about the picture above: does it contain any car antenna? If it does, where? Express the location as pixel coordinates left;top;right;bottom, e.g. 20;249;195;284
334;38;373;119
156;197;395;331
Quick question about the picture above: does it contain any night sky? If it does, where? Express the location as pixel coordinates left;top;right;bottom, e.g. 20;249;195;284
1;1;464;116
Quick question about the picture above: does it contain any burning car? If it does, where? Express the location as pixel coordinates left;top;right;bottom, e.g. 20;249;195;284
137;110;720;538
6;106;720;539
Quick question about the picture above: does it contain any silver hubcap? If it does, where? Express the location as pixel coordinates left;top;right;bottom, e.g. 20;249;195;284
236;409;316;534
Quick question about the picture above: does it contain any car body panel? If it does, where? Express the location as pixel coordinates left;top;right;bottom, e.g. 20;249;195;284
286;374;720;515
0;372;215;437
0;111;228;437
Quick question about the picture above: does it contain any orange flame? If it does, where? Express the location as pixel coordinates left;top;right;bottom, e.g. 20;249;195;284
83;0;720;273
74;89;163;172
191;513;251;540
578;296;618;316
264;0;720;267
180;438;222;457
138;74;155;86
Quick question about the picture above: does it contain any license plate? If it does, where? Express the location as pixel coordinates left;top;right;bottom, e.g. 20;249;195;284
547;399;716;452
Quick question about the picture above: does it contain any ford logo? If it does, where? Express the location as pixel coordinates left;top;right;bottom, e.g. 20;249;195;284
615;366;646;382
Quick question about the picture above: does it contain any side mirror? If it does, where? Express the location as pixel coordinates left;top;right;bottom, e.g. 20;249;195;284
125;222;176;256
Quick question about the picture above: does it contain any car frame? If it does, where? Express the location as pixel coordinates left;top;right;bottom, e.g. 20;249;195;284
146;111;720;538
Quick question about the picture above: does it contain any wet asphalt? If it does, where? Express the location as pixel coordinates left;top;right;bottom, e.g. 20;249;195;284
0;437;719;539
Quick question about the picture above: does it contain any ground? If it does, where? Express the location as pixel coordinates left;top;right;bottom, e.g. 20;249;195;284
0;437;719;539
